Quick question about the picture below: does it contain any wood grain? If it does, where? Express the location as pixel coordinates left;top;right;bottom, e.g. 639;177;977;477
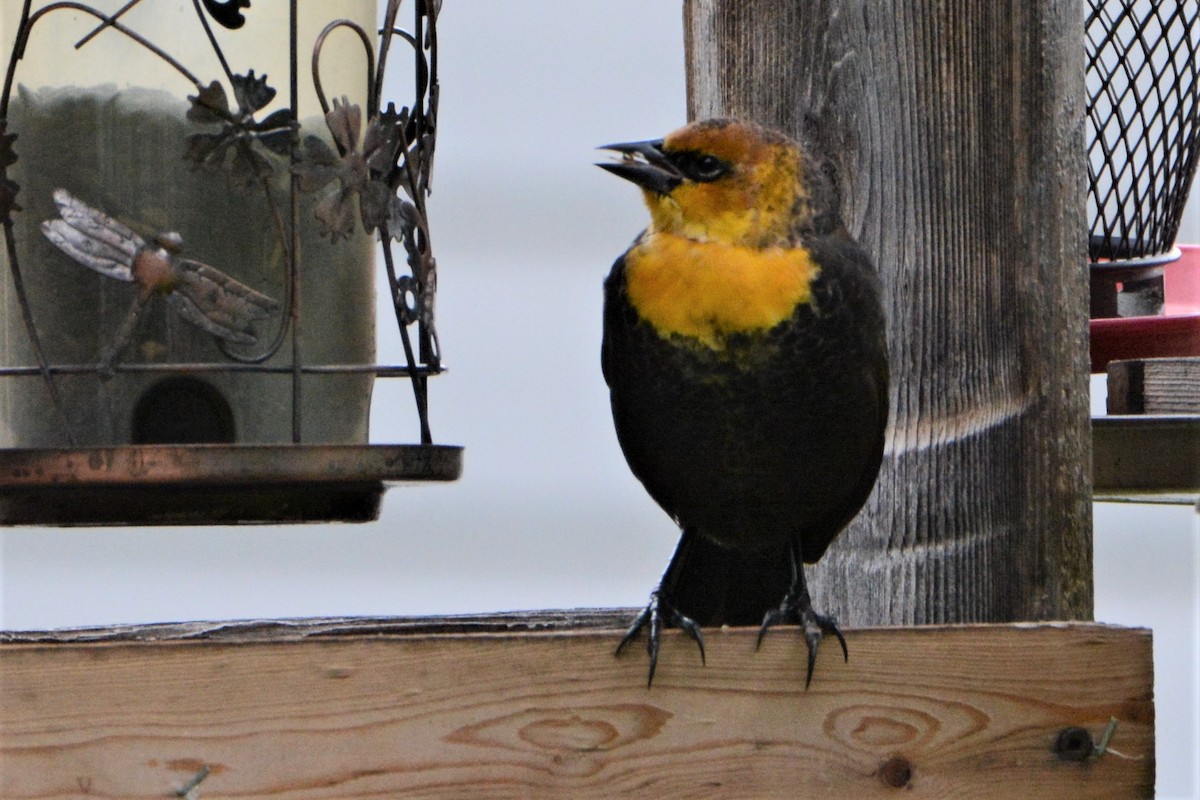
1107;357;1200;414
1093;415;1200;500
683;0;1093;625
0;618;1153;799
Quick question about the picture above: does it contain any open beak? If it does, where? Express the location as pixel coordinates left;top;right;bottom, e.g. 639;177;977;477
596;139;682;196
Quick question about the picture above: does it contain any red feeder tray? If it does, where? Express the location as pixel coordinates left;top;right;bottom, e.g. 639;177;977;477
1090;243;1200;373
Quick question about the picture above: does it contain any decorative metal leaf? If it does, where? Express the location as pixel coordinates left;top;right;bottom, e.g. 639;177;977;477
294;98;407;242
392;274;419;325
312;149;369;239
364;105;406;174
314;186;357;243
325;99;362;156
359;179;392;232
254;108;296;155
228;143;273;188
187;81;232;124
185;75;292;188
341;151;368;191
386;196;417;242
0;126;16;169
183;131;230;169
202;0;251;30
231;71;276;115
0;126;19;221
0;178;20;222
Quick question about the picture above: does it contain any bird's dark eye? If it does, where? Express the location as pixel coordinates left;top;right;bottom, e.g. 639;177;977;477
672;151;728;182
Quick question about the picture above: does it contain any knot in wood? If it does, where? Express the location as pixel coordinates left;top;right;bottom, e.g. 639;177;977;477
878;754;914;788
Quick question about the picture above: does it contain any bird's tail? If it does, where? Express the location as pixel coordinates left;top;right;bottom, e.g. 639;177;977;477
659;530;794;628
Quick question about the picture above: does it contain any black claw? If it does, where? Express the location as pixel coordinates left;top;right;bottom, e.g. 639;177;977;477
830;621;849;663
756;614;774;650
800;610;847;689
615;605;651;657
616;591;704;687
804;630;820;689
644;601;663;688
757;548;849;688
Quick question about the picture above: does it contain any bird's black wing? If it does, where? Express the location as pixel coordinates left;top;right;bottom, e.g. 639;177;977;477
793;233;890;563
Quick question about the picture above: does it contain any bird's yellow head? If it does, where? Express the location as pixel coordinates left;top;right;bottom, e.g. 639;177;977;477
599;119;837;248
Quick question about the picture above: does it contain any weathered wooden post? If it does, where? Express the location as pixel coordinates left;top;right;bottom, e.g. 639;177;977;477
683;0;1093;624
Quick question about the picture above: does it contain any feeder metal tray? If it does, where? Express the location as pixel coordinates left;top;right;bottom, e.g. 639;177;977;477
0;443;462;526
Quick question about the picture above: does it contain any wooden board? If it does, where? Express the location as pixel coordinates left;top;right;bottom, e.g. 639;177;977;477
1093;415;1200;502
1107;357;1200;414
0;615;1153;799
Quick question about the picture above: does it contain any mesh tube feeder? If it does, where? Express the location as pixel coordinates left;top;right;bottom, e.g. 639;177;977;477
0;0;460;525
1087;0;1200;318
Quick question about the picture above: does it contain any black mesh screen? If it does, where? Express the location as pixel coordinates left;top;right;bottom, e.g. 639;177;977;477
1087;1;1200;263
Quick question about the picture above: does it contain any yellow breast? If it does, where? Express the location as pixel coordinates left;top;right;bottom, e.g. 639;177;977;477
624;233;819;349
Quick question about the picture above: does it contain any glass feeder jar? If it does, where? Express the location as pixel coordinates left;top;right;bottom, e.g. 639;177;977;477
0;0;376;447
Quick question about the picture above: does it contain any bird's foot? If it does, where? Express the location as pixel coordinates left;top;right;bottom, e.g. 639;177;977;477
616;590;705;687
757;593;848;689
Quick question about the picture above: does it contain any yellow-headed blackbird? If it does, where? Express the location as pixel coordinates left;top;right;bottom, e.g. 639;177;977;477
598;118;888;687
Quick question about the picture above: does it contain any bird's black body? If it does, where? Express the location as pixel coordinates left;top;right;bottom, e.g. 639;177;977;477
602;234;888;627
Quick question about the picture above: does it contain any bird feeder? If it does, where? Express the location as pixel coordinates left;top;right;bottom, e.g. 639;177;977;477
0;0;460;525
1086;0;1200;318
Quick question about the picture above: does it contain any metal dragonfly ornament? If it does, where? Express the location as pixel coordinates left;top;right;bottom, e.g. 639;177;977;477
41;189;280;374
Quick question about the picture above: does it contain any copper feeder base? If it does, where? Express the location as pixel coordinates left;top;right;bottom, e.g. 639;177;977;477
0;444;462;526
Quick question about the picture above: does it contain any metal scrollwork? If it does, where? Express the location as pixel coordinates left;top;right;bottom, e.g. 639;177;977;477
201;0;251;30
0;0;444;446
307;0;442;443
